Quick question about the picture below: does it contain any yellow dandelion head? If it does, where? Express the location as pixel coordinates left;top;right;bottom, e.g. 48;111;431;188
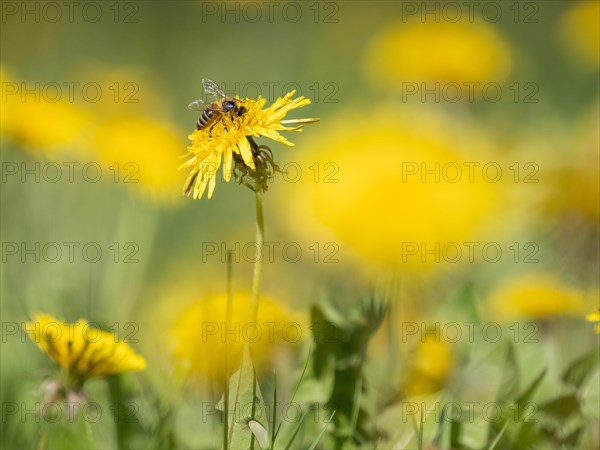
4;97;92;154
559;1;600;67
94;115;185;203
280;106;508;273
25;313;146;388
488;275;587;321
75;64;166;116
170;291;303;382
585;311;600;333
1;66;92;154
180;90;317;200
404;326;455;397
364;18;513;90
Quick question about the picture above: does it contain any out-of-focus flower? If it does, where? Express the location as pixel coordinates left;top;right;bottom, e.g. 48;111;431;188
488;275;586;321
171;291;302;382
364;19;513;92
94;116;185;202
180;90;318;199
75;64;165;116
280;107;508;273
403;325;455;396
1;70;92;154
25;313;146;391
586;311;600;333
559;1;600;67
8;101;91;151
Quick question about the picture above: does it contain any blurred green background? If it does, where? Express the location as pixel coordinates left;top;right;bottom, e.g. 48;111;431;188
1;1;599;449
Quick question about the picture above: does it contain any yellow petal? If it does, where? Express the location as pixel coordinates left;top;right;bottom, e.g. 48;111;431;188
223;148;233;182
237;136;255;170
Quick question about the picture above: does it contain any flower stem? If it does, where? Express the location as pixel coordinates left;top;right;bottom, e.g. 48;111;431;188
37;433;47;450
250;190;264;323
223;251;234;450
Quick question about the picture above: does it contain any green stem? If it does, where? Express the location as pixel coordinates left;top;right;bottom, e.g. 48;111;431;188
223;251;234;450
249;190;264;323
37;433;47;450
226;250;234;327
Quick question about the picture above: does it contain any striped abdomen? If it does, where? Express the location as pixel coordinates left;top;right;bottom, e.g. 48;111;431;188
196;109;217;130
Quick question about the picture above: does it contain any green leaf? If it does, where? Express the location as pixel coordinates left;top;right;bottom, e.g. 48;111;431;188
450;419;462;449
106;374;147;450
392;431;414;450
443;283;480;322
561;425;583;447
217;344;268;450
432;404;447;447
417;409;424;450
515;369;546;414
496;343;520;401
539;395;579;420
513;421;542;449
561;349;600;389
248;420;269;449
107;375;130;450
487;344;519;444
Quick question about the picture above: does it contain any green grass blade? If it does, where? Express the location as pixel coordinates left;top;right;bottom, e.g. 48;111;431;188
270;372;277;450
307;411;336;450
274;344;312;441
349;375;363;440
487;420;509;450
417;409;424;450
283;412;307;450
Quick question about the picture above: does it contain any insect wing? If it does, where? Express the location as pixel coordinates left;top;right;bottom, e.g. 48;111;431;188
188;98;206;111
202;78;227;101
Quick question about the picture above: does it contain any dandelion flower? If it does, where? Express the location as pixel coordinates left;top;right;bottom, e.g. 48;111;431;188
180;90;317;199
1;67;91;153
559;1;600;67
171;291;303;382
75;64;165;117
488;275;586;321
94;115;184;202
5;97;91;154
364;19;513;91
586;311;600;333
25;313;146;390
280;106;507;273
404;326;455;396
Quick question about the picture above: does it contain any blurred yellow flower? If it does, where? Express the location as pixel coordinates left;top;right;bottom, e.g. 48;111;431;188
404;326;455;397
180;90;317;199
559;1;600;67
26;313;146;389
586;311;600;333
281;107;507;273
94;115;184;202
2;93;91;154
488;275;586;321
364;19;513;91
171;291;302;381
75;64;165;116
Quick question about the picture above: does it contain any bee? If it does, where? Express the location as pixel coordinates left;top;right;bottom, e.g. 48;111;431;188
188;79;247;131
